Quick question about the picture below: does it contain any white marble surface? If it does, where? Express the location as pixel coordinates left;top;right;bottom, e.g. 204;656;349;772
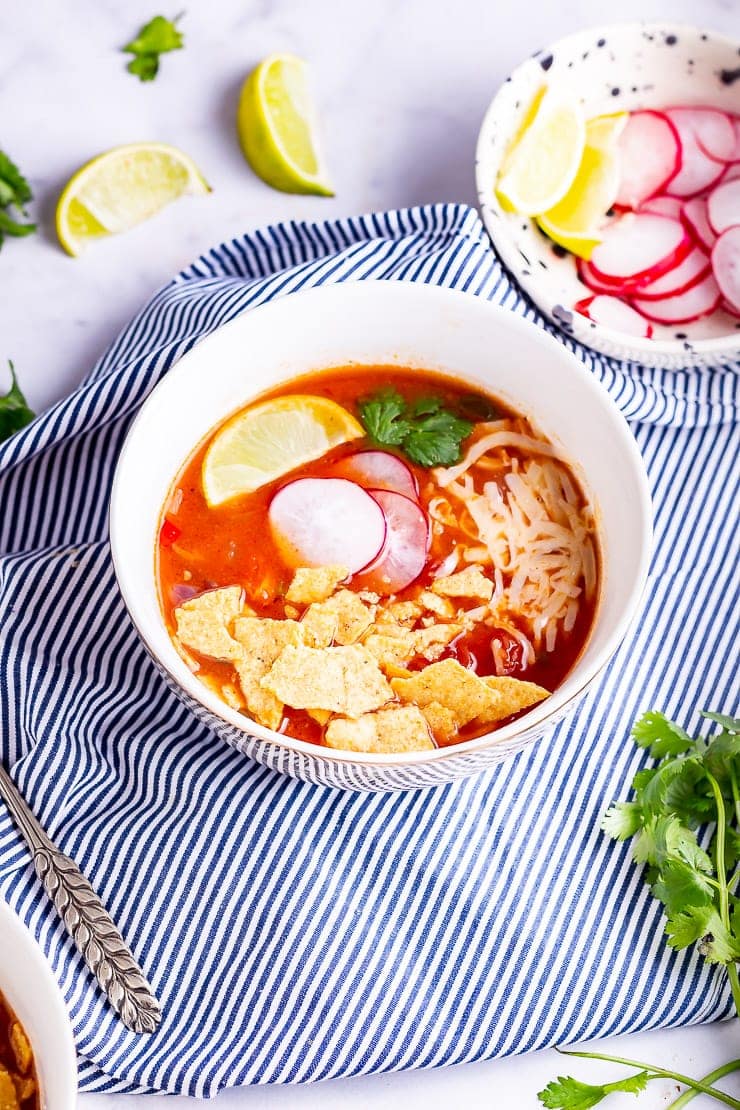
2;0;739;1106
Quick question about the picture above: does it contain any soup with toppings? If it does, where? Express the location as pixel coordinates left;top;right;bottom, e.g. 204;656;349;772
157;366;599;753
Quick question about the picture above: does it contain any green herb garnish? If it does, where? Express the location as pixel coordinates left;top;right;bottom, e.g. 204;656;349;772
0;362;34;443
123;14;184;82
539;708;740;1109
0;152;36;249
357;389;473;467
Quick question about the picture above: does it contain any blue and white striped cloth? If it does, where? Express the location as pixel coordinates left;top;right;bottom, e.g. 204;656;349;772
0;204;738;1096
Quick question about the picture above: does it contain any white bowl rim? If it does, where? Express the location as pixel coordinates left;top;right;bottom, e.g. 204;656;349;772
0;900;77;1107
110;280;652;768
475;20;740;362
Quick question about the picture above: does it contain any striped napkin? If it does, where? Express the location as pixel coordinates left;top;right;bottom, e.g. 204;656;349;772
0;205;737;1097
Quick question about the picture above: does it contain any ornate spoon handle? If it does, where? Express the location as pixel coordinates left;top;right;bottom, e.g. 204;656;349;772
0;763;161;1034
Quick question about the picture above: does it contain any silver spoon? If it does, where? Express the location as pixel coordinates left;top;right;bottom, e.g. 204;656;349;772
0;763;161;1034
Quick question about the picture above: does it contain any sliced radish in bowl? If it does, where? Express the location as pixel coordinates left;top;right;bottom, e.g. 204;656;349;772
574;294;653;337
640;195;684;220
665;108;730;196
269;477;387;573
329;449;418;500
681;197;717;253
631;271;721;324
712;226;740;314
614;111;682;209
356;489;429;595
707;179;740;235
590;214;691;285
633;246;710;300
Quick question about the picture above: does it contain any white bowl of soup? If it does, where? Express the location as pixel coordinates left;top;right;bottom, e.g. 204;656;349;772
110;281;651;791
0;902;77;1108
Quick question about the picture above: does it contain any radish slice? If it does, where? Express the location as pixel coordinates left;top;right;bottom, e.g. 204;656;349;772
574;294;653;338
269;478;386;574
712;227;740;313
681;197;717;253
577;257;636;295
707;179;740;235
329;449;418;500
665;109;730;196
615;111;682;209
729;118;740;163
631;271;721;324
356;489;429;595
722;162;740;184
590;214;691;284
722;298;740;319
633;247;710;300
640;195;684;220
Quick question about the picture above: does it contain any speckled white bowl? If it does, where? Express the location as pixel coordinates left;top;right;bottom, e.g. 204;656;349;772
476;22;740;369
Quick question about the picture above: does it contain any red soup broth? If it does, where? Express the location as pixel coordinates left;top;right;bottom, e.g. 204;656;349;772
157;366;599;747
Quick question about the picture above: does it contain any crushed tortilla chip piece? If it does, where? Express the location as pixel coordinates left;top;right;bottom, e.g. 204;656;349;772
477;676;550;724
306;707;332;726
232;617;303;730
431;566;493;601
9;1024;32;1073
325;705;434;753
363;631;416;668
261;644;393;717
419;590;456;619
0;1069;18;1110
286;565;348;605
284;604;300;619
221;682;243;710
391;658;500;726
301;590;375;648
420;701;458;742
383;599;422;626
174;586;244;661
413;623;462;661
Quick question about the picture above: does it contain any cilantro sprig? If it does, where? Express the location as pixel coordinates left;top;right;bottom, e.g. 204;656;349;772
0;151;36;249
123;14;184;82
539;708;740;1109
357;389;474;467
0;362;34;444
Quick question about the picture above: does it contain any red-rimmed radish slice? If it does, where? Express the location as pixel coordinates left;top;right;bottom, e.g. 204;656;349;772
707;179;740;235
614;111;682;209
329;449;418;500
665;109;730;196
670;107;736;162
722;299;740;319
729;118;740;163
712;227;740;313
356;489;429;595
576;257;633;295
722;162;740;184
633;246;710;300
269;477;386;573
631;271;721;324
640;195;683;220
574;294;653;337
681;197;717;253
590;214;691;285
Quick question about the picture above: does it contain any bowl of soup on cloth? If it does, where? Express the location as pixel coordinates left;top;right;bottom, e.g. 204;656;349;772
110;281;651;791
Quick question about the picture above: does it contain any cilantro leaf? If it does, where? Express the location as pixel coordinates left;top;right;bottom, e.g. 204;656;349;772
0;362;34;443
632;711;694;759
665;904;740;963
538;1071;649;1108
357;390;473;467
632;814;713;874
123;14;184;82
601;801;642;840
0;151;36;250
651;858;716;915
702;711;740;733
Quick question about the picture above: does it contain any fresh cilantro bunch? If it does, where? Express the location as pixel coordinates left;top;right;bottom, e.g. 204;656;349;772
123;14;184;82
0;152;36;248
358;389;473;467
539;709;740;1110
0;362;34;444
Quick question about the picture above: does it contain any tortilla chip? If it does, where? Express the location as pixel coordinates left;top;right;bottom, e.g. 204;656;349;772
284;604;300;619
420;701;458;742
232;617;303;730
0;1069;17;1110
10;1023;32;1073
383;600;422;626
363;631;417;668
221;682;243;710
413;623;463;661
286;565;349;605
419;590;456;619
325;705;434;753
306;707;332;726
391;658;500;726
477;676;550;724
261;644;393;717
431;566;493;601
174;586;244;661
301;590;375;648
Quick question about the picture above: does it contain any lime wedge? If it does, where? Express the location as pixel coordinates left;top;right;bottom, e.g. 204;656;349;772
55;143;210;256
496;92;586;216
537;113;627;259
202;395;363;506
237;53;334;196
